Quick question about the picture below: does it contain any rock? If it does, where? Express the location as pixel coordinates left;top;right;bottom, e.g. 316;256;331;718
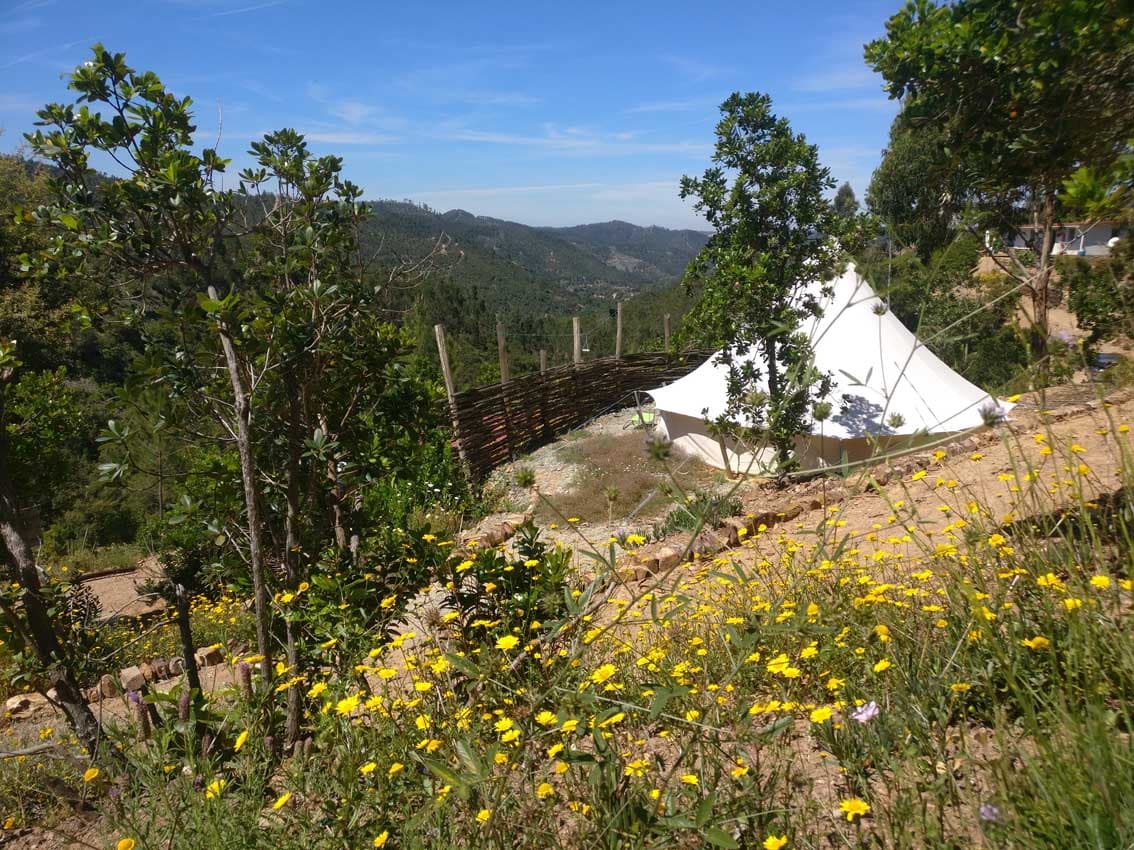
633;553;660;576
7;693;49;716
781;503;804;522
195;644;224;668
99;673;118;699
5;695;31;714
120;665;146;692
690;533;723;558
655;547;682;572
721;517;748;546
751;511;775;530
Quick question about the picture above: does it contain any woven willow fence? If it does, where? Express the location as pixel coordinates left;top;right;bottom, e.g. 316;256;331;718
436;332;713;480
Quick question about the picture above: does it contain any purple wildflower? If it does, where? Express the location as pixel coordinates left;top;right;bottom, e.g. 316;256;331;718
850;700;880;724
979;803;1003;824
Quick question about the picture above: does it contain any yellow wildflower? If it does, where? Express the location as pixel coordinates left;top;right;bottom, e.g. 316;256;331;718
839;798;871;821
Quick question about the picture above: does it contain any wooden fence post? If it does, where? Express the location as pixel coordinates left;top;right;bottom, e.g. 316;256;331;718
572;317;582;365
537;349;551;440
496;318;511;384
495;318;516;460
433;324;470;475
615;302;623;360
663;314;671;352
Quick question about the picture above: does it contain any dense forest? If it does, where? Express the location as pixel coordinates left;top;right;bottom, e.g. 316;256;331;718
360;201;707;388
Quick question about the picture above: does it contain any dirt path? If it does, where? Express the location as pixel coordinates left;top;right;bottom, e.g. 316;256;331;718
82;556;166;622
680;388;1134;574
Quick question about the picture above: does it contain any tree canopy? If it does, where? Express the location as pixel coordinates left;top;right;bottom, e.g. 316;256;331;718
680;92;866;475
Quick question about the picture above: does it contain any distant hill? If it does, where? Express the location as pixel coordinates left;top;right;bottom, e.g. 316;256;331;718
363;202;706;316
541;220;709;281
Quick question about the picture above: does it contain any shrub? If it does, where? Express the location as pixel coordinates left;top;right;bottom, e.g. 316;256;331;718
650;490;743;540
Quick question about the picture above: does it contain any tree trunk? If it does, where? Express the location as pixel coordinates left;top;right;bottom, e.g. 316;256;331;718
764;338;791;477
0;410;102;757
1030;188;1058;364
210;295;273;685
282;379;305;747
319;412;349;556
175;583;202;696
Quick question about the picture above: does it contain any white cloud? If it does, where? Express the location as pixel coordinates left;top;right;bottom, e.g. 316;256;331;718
194;0;284;18
442;125;709;157
625;98;717;114
329;100;380;125
302;131;400;145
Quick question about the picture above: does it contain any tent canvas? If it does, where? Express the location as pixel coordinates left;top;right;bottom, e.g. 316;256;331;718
646;264;1011;473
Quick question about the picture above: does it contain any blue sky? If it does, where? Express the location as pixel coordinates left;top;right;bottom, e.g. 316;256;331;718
1;0;902;229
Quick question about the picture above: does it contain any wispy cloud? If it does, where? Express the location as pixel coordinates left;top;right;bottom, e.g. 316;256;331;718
1;15;43;34
306;87;408;132
625;97;718;114
8;0;53;12
302;130;400;145
442;125;709;157
237;77;283;103
329;100;380;125
393;58;542;108
458;91;542;107
396;178;704;229
793;66;881;93
410;181;606;198
196;0;284;18
0;38;89;72
788;95;895;112
663;55;725;82
0;93;43;114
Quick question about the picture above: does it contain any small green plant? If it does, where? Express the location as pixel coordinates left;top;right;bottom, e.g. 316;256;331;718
441;521;572;652
514;466;536;488
650;490;743;540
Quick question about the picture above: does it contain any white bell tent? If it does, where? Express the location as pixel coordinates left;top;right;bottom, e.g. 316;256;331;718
646;264;1011;473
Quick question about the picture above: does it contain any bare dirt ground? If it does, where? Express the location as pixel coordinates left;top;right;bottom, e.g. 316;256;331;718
82;556;165;623
607;385;1134;580
485;407;734;558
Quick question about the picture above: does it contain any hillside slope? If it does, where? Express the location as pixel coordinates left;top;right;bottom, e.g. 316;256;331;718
542;220;708;280
363;202;705;315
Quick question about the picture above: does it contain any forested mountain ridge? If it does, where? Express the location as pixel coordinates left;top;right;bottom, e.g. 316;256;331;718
542;220;709;280
365;201;706;315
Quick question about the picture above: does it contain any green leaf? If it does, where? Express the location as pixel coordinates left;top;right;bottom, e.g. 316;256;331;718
196;292;224;314
695;792;716;827
443;653;479;678
705;827;739;848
